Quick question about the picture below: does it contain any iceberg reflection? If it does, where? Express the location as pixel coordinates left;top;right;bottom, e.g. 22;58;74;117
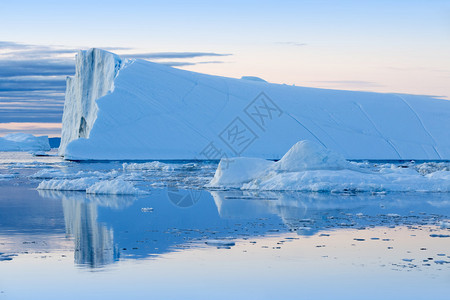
39;189;450;268
38;190;139;267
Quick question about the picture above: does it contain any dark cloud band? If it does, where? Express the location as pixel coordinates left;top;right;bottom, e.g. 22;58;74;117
0;41;231;125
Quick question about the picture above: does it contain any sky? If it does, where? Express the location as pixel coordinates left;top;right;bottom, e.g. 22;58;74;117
0;0;449;136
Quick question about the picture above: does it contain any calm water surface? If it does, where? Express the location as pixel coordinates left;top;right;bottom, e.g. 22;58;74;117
0;152;449;300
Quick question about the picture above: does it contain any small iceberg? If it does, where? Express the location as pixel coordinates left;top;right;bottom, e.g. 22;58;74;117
207;140;450;193
37;177;148;195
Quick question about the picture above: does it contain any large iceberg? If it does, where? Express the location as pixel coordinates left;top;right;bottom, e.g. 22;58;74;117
59;48;450;160
0;133;50;151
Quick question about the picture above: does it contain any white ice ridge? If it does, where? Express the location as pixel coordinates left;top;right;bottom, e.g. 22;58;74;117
0;133;50;151
207;140;450;192
59;48;450;160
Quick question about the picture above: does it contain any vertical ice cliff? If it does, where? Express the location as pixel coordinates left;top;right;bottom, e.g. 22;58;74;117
59;49;123;156
59;48;450;160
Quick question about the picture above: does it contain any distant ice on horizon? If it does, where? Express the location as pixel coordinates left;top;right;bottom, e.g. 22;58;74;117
0;133;50;152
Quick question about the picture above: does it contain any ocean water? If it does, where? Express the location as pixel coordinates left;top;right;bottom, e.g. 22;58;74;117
0;152;449;300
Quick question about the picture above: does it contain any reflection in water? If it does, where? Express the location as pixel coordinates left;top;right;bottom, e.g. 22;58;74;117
212;191;450;235
63;198;117;267
39;191;139;267
39;189;450;268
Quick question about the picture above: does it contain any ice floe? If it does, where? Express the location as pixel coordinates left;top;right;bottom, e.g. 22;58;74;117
123;161;175;171
37;177;147;195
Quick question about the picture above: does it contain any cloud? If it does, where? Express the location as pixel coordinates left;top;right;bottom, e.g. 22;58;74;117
0;60;75;77
0;41;78;59
0;108;64;123
0;41;70;124
0;41;33;49
0;41;232;127
158;61;226;67
309;80;383;88
0;122;62;136
0;77;66;92
386;66;450;74
0;91;65;102
276;42;307;47
125;52;231;59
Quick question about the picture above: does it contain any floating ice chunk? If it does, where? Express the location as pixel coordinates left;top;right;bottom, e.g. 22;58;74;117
0;253;16;261
31;169;117;180
122;161;199;172
123;161;174;171
386;213;400;217
37;177;100;191
205;240;236;247
429;234;450;238
415;162;450;175
440;221;450;229
0;133;50;152
86;179;148;195
402;258;414;262
141;207;154;212
37;176;148;195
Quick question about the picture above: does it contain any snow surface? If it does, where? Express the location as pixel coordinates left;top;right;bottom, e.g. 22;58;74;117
0;133;50;152
35;166;147;195
86;179;148;195
37;177;147;195
37;177;100;191
208;140;450;192
59;48;450;160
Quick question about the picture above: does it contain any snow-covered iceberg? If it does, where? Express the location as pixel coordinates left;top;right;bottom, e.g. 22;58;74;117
207;140;450;192
0;133;50;151
59;48;450;160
